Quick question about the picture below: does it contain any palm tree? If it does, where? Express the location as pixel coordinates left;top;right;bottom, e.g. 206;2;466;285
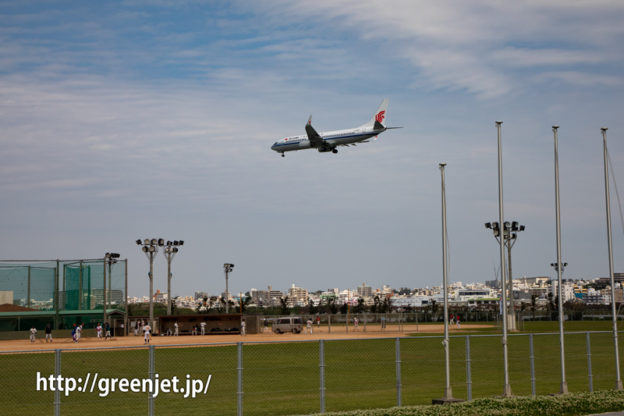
326;297;338;314
372;295;380;314
280;296;290;314
239;295;251;314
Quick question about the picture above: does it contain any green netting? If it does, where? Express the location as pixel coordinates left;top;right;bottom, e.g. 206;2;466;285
0;264;56;309
0;259;126;313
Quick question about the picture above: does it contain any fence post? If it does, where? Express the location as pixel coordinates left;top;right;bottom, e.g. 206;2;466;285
529;334;536;397
54;349;61;416
395;337;402;407
328;314;331;334
465;335;472;401
586;332;593;392
237;342;243;416
148;345;155;416
319;340;325;413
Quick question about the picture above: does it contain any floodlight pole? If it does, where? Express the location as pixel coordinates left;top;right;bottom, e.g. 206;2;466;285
552;125;568;394
137;239;164;328
103;256;107;327
163;241;183;316
602;127;623;390
148;252;156;325
224;263;234;314
486;221;524;332
103;252;120;327
496;121;512;397
439;163;454;400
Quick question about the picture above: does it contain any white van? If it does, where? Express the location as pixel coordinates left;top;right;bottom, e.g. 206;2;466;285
272;317;303;334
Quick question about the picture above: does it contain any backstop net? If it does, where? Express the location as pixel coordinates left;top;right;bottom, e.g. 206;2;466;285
0;259;126;331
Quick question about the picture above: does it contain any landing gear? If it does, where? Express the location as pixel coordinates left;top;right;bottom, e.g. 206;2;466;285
281;153;285;157
332;148;338;154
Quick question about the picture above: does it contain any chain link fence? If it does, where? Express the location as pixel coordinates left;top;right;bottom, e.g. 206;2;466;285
2;331;623;415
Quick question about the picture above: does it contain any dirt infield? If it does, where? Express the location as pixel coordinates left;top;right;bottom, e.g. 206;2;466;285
0;324;493;352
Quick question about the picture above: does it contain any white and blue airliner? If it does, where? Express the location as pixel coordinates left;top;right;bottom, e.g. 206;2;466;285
271;98;400;157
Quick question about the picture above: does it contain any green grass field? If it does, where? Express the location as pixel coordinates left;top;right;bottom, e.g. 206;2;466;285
2;321;624;415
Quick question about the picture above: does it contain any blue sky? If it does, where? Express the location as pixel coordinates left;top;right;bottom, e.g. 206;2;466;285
1;1;624;298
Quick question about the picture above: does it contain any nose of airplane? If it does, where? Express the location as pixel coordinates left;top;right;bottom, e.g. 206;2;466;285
271;142;278;151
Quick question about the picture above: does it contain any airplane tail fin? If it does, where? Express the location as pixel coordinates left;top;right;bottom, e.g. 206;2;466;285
360;98;389;130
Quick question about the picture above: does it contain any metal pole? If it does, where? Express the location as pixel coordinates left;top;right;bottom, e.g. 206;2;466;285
124;259;128;335
108;260;112;312
440;162;453;400
148;345;155;416
103;257;108;328
602;127;623;390
226;270;230;314
529;333;536;397
496;121;512;397
320;340;325;413
167;254;172;315
54;260;59;329
149;253;154;328
586;332;593;392
54;349;61;416
237;342;243;416
27;265;31;308
466;335;472;401
553;125;568;394
78;260;83;310
395;337;402;407
507;238;516;331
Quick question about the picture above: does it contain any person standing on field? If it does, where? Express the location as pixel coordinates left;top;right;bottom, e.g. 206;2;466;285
174;321;179;336
75;324;83;343
306;319;313;334
96;323;103;339
45;323;53;343
144;324;151;344
29;326;37;343
200;321;206;336
105;322;111;340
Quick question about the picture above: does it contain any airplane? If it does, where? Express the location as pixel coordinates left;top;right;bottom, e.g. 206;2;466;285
270;98;401;157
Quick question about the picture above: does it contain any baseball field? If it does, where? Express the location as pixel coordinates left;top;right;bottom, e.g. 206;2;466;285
1;321;623;415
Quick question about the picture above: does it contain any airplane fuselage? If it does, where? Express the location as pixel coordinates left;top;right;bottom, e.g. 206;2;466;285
270;98;398;156
271;127;386;154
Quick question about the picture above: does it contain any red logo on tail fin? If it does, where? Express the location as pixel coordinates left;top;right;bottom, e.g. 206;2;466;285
375;110;385;124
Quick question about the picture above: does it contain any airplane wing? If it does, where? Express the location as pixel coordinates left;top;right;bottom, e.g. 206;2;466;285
305;116;325;148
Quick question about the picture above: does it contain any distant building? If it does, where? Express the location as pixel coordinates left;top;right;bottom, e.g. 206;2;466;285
250;288;270;306
194;291;209;300
0;291;13;305
357;283;372;298
288;284;308;307
267;286;284;305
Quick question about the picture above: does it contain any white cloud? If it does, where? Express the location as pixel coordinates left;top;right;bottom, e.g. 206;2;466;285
256;0;624;98
534;71;623;87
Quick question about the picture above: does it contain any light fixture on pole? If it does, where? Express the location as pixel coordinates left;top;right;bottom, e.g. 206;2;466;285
601;127;623;390
484;221;525;331
136;238;164;328
163;240;184;315
103;252;120;327
224;263;234;314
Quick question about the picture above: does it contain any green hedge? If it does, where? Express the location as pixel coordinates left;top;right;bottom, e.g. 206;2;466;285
303;390;624;416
